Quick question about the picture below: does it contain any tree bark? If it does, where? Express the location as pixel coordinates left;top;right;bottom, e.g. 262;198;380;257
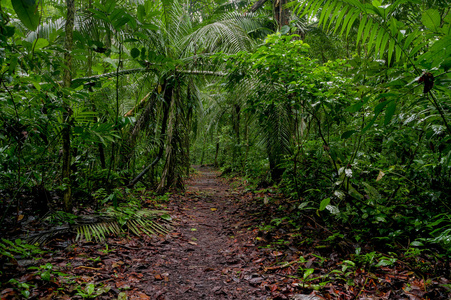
156;88;177;193
62;0;75;212
274;0;290;30
128;83;172;187
214;142;219;167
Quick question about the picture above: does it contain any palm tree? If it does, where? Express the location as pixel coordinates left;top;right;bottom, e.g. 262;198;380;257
121;0;267;192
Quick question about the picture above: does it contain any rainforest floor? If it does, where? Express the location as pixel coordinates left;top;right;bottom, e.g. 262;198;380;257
1;166;451;299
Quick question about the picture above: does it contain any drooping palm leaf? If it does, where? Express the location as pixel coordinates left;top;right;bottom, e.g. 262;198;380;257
293;0;425;65
23;208;172;245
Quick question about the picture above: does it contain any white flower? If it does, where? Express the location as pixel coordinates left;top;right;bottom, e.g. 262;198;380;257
345;168;353;178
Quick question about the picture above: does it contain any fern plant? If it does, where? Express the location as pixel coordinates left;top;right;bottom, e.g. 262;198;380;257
25;208;172;245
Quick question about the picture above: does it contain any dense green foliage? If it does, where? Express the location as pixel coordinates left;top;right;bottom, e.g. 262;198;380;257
191;0;451;256
1;0;451;263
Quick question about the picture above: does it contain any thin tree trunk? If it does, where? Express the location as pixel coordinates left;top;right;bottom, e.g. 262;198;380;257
157;89;176;193
128;83;172;187
62;0;75;212
274;0;290;30
244;112;249;169
200;134;207;165
214;142;219;167
233;104;241;168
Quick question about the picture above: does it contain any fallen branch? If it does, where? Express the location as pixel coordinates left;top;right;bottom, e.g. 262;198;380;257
75;266;102;270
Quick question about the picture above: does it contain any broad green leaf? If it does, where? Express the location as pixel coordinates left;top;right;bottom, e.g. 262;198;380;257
114;16;131;29
340;11;354;36
105;1;116;13
387;39;395;66
140;47;147;60
375;258;396;267
384;100;396;125
441;58;451;71
356;15;367;46
12;0;40;31
346;99;365;113
130;48;140;59
404;30;419;49
379;32;390;59
137;4;146;23
318;0;332;27
362;18;373;44
346;13;359;37
410;241;424;247
110;8;125;23
280;25;290;35
32;38;49;50
341;130;357;139
421;9;440;31
333;9;348;34
375;29;384;55
362;116;377;133
86;283;95;295
303;268;315;279
319;198;331;211
367;24;379;53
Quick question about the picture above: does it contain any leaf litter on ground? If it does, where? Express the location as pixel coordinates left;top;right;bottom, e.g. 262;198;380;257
1;166;450;299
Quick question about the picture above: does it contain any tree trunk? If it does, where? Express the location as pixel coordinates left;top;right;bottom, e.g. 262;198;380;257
62;0;75;212
248;0;269;13
128;83;172;187
233;104;241;143
214;141;219;167
156;88;176;193
274;0;290;30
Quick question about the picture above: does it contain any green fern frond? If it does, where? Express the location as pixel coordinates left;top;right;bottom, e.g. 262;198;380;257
294;0;422;63
24;209;172;245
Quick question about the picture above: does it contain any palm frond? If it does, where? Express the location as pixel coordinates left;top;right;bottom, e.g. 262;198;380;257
294;0;423;64
23;209;172;245
185;18;254;55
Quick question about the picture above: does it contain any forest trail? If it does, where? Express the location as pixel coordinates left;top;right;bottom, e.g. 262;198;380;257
3;167;448;299
141;165;272;299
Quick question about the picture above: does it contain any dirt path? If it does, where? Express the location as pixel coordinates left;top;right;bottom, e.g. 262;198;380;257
2;166;294;300
6;166;447;299
139;166;271;299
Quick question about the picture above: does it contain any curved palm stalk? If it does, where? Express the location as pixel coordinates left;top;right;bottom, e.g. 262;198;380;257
121;90;159;165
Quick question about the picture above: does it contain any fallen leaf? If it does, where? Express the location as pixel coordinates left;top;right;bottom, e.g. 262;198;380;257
116;281;130;289
112;261;124;268
188;241;198;245
210;208;217;211
376;170;385;181
191;228;197;231
118;292;127;300
154;274;163;280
